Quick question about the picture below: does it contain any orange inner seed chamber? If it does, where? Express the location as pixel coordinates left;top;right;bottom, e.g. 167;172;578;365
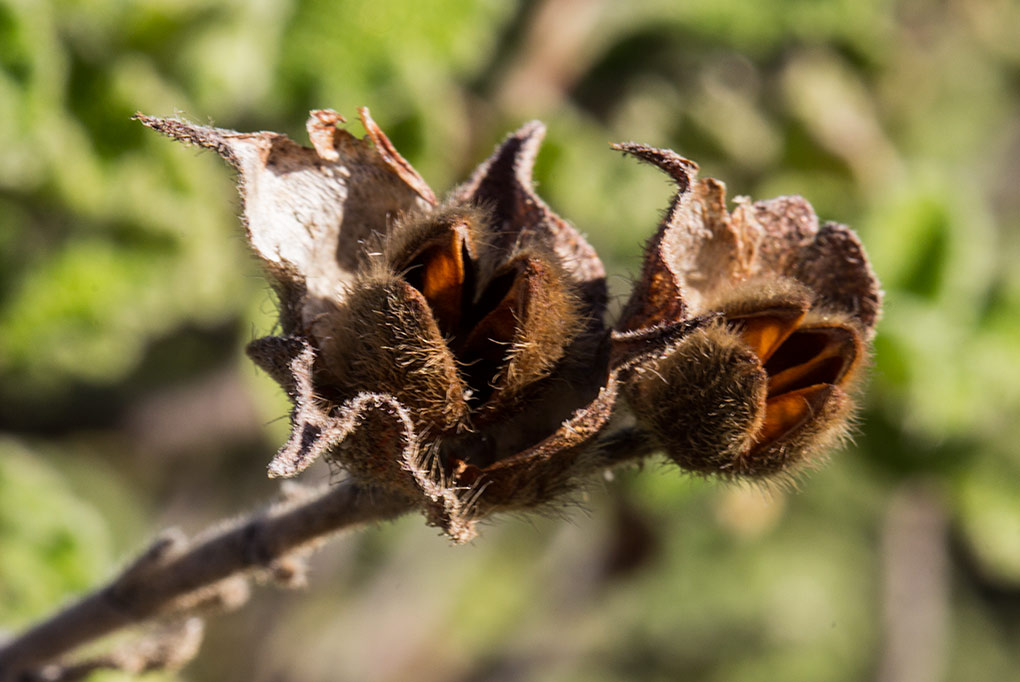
727;301;863;453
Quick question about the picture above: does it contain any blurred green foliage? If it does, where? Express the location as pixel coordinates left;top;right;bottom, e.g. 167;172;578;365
0;439;111;624
2;0;1020;680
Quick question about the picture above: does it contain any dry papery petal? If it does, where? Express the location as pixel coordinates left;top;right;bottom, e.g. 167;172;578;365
452;120;608;317
613;142;881;332
135;109;435;330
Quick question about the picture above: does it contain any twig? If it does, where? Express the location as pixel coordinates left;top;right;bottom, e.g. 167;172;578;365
0;428;651;681
0;481;414;682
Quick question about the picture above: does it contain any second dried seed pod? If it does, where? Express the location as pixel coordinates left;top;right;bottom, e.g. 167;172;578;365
615;143;880;479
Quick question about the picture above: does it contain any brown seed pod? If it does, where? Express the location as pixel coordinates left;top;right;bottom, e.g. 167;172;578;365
615;142;880;479
139;109;641;541
627;322;768;475
313;267;471;436
628;293;865;478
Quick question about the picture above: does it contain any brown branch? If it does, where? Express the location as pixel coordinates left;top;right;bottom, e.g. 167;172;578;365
0;428;654;682
0;481;414;682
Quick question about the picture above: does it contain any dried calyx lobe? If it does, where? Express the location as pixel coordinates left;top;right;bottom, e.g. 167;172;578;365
614;143;881;479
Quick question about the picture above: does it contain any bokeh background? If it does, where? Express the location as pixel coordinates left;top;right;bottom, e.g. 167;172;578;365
2;0;1020;680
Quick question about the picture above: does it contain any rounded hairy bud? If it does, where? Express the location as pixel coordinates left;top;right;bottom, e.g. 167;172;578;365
314;269;471;436
627;323;767;475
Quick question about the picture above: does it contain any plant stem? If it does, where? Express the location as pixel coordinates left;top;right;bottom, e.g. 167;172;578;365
0;481;413;682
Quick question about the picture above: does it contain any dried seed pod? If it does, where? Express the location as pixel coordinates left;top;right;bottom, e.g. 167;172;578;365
615;142;881;479
628;293;865;477
140;110;640;541
465;248;583;413
384;204;485;335
140;109;881;537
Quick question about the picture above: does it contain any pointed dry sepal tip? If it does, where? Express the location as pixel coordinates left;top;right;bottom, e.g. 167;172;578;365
358;107;437;205
499;120;548;162
504;120;547;184
306;108;347;161
611;141;708;332
267;455;299;479
517;120;547;140
611;142;699;192
459;120;548;200
132;113;241;168
246;335;308;398
267;422;326;479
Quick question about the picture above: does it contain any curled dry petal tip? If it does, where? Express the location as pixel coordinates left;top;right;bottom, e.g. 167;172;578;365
357;107;438;205
611;142;699;192
306;108;347;161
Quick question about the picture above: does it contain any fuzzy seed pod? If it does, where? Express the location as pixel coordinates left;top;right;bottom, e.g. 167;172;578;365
314;268;470;435
139;109;632;541
627;322;767;474
615;142;880;479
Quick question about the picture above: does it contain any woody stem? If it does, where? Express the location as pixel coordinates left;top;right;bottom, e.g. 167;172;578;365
0;481;413;682
0;428;656;681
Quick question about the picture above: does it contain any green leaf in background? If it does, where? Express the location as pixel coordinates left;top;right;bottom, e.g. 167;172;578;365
0;0;257;398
